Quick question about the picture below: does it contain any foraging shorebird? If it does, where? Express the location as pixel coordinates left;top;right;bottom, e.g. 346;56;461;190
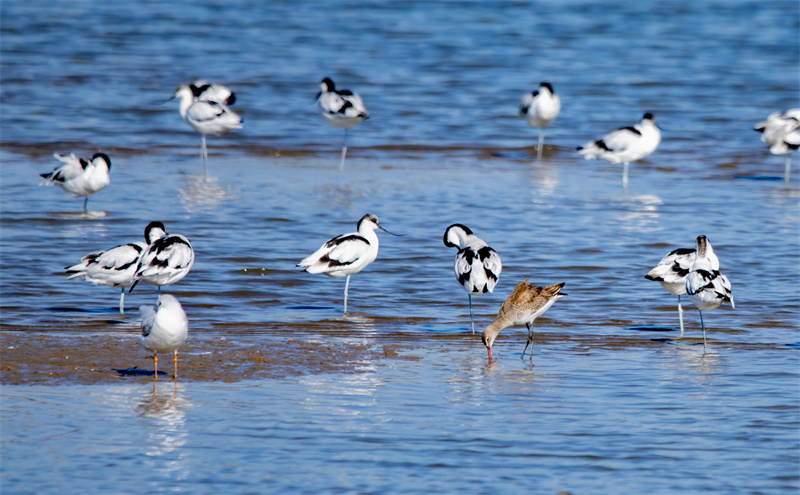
754;109;800;183
172;84;243;176
443;224;502;334
298;214;396;313
40;152;111;211
577;113;661;187
520;82;561;160
644;247;706;336
140;294;189;379
314;77;369;172
190;80;236;106
481;280;567;361
130;221;195;294
685;235;734;354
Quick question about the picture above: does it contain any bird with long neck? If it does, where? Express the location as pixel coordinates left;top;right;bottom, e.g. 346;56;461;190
481;279;567;361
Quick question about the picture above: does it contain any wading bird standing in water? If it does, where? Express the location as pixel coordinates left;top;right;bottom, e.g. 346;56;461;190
644;247;699;336
685;235;734;354
481;279;567;361
443;224;502;334
130;221;195;295
40;152;111;211
577;112;661;188
315;77;369;172
754;109;800;183
171;84;242;176
298;214;396;313
520;82;561;160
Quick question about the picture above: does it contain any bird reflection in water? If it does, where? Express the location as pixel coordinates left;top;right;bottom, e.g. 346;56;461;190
179;175;233;212
137;380;190;474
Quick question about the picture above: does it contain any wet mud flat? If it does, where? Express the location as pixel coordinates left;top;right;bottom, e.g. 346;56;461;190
2;324;790;386
0;329;422;385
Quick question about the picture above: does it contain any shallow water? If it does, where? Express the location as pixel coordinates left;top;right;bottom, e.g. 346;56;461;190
1;0;799;493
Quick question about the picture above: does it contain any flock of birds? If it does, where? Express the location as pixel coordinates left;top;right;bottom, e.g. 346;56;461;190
38;78;791;378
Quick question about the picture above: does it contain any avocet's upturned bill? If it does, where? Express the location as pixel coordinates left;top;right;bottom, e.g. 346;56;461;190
644;247;702;336
443;224;502;334
130;221;195;294
140;294;189;379
755;109;800;183
191;80;236;106
520;82;561;159
577;113;661;187
481;280;567;361
685;235;734;354
172;84;243;176
40;152;111;211
314;77;369;172
298;214;396;313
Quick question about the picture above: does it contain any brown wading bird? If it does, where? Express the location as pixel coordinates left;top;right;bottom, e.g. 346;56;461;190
481;280;567;361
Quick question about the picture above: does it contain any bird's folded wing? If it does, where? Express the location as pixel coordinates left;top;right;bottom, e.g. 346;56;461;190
327;235;370;265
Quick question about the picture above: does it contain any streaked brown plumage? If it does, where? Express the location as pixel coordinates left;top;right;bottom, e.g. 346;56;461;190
481;279;567;361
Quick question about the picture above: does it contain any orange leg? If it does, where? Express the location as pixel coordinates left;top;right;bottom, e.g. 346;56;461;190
153;353;159;380
173;351;178;380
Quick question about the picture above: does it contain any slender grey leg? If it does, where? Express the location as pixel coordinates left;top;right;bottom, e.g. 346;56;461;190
201;135;208;177
622;162;630;189
468;293;475;334
521;323;535;361
83;197;89;211
699;309;707;354
677;295;684;337
119;288;125;314
339;128;349;173
785;155;791;184
343;274;350;313
537;130;545;160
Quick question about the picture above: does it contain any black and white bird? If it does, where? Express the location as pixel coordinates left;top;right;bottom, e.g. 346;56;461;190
685;235;734;354
190;80;236;106
40;152;111;211
67;242;146;314
314;77;369;172
298;214;396;313
172;84;243;176
577;113;661;187
140;294;189;379
520;82;561;160
443;224;502;334
130;221;195;294
644;247;704;336
754;109;800;183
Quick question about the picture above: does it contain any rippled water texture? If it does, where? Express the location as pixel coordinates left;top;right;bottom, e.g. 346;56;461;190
1;0;799;493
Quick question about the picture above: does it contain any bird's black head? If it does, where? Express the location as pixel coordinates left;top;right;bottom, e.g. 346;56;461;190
144;221;168;243
189;83;210;97
92;153;111;170
643;112;655;121
443;223;473;248
541;82;554;93
321;77;335;91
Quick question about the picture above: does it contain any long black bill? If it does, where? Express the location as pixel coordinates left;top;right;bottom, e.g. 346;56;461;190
379;225;402;236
